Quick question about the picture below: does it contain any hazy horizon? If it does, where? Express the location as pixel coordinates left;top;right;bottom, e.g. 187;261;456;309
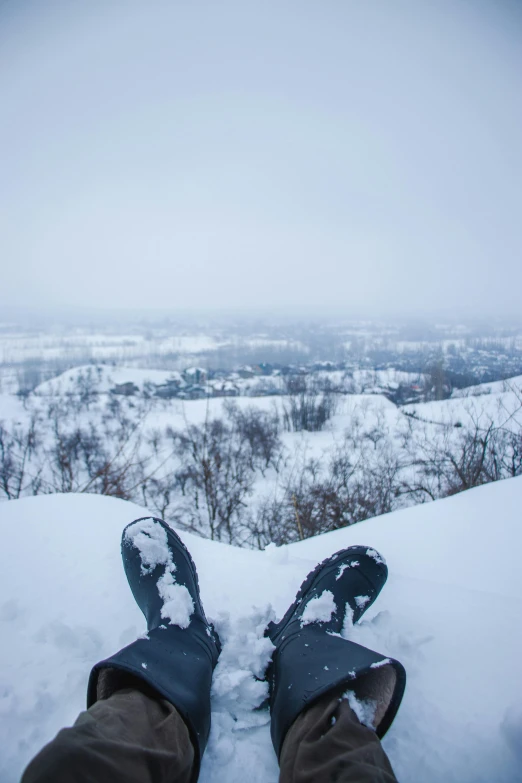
1;1;521;318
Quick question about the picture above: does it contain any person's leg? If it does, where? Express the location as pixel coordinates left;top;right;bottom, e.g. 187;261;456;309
279;689;398;783
21;517;221;783
21;686;194;783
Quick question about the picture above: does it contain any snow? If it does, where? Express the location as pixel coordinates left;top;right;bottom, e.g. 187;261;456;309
370;658;392;669
0;394;26;423
1;479;522;783
341;603;354;637
452;375;522;398
125;517;171;573
402;389;522;433
0;333;228;364
125;518;194;628
157;573;194;629
300;590;336;626
366;548;386;566
344;690;377;730
337;561;359;579
34;365;184;396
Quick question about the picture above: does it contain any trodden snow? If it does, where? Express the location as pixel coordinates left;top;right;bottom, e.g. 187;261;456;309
1;478;522;782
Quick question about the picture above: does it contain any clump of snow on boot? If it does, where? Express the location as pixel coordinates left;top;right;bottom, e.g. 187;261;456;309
365;548;386;566
300;590;336;626
125;519;194;629
125;518;172;573
344;690;378;730
336;561;359;579
157;571;194;629
341;603;354;638
370;657;391;669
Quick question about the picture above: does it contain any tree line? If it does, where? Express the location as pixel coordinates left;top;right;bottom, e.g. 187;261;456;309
1;374;521;548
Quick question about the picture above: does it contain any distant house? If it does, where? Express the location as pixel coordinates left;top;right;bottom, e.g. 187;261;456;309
213;381;239;397
183;367;207;385
250;380;281;396
258;363;274;375
111;382;139;396
154;379;182;399
312;361;335;371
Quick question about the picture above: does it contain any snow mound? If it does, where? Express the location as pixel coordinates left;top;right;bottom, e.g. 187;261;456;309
1;478;522;783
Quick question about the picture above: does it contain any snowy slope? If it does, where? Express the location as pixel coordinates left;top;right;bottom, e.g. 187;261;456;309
403;387;522;432
452;375;522;397
33;365;183;396
1;481;522;783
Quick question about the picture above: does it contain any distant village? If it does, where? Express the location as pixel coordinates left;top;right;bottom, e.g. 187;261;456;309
106;349;506;405
104;335;522;406
110;362;334;401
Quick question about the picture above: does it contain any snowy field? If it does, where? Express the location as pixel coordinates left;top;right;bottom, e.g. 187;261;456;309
1;479;521;783
0;331;308;365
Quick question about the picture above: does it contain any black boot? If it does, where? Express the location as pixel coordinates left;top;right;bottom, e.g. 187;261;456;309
266;545;406;759
87;517;221;782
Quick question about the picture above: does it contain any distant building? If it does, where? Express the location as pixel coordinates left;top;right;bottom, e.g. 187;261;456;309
213;381;240;397
237;367;255;379
111;382;139;396
154;379;182;399
258;363;275;375
183;367;207;385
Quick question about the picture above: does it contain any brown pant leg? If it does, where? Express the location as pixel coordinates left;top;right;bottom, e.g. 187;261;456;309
279;690;399;783
21;688;195;783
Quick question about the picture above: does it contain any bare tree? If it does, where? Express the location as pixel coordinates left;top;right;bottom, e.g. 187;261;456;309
171;415;256;543
246;436;402;548
282;376;339;432
0;415;42;499
224;401;283;474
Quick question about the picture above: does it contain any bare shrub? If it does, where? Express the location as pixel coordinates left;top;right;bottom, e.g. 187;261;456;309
282;376;339;432
401;398;522;501
2;372;522;553
246;438;402;547
0;415;42;498
171;416;255;543
224;401;282;474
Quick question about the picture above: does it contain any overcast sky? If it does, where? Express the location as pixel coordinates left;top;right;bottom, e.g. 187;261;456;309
1;0;521;318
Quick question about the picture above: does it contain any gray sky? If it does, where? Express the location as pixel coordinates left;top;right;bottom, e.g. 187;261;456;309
1;0;521;317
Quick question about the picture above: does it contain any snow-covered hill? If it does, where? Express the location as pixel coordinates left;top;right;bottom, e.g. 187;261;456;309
1;480;521;782
452;375;522;398
403;375;522;432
